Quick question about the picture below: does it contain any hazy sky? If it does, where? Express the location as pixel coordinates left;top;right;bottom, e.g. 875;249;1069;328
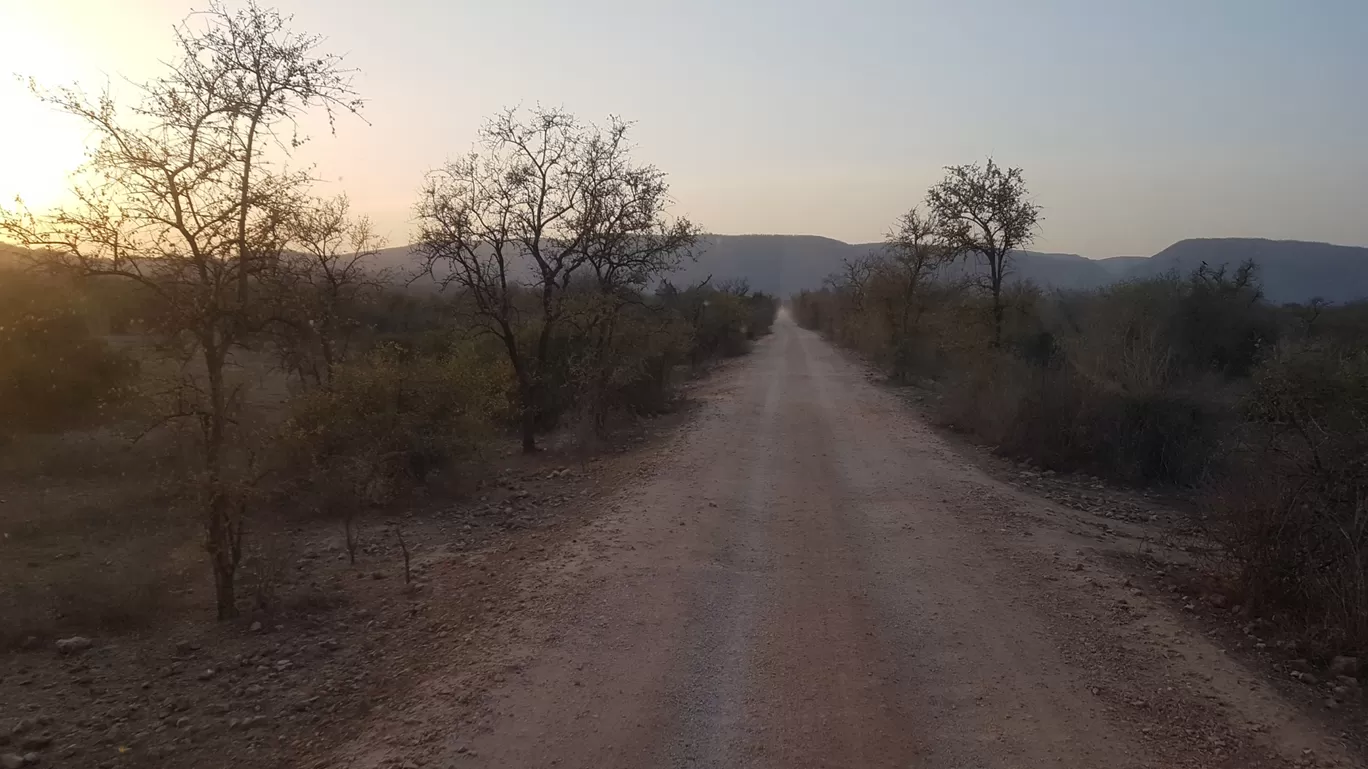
3;0;1365;257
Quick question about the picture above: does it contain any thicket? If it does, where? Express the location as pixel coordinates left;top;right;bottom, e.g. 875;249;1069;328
794;162;1368;655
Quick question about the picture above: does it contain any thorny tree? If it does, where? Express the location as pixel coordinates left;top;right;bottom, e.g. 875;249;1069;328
269;194;387;389
0;1;363;619
574;133;700;431
881;206;950;340
824;255;875;343
415;107;697;451
926;159;1040;347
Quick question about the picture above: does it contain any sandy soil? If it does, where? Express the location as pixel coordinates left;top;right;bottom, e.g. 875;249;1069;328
321;311;1361;769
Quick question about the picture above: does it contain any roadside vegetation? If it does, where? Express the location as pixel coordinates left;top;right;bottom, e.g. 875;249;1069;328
0;1;775;647
794;161;1368;661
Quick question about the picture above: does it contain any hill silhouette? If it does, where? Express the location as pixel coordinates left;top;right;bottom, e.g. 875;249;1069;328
239;235;1368;305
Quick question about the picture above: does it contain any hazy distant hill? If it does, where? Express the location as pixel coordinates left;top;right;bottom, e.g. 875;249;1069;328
678;235;1368;304
1125;239;1368;304
359;235;1368;304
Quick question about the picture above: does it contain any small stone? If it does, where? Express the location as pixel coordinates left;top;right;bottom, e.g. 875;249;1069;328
274;659;292;672
9;720;33;736
244;684;263;697
196;669;215;682
249;621;263;633
17;734;50;751
1329;656;1359;677
54;636;92;655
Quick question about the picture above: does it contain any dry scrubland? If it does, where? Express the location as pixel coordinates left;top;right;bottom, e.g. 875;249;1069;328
2;0;1367;766
0;145;777;769
794;160;1368;680
0;3;775;766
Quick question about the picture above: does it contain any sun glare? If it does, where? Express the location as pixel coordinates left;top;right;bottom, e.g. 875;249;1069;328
0;81;89;212
0;4;120;213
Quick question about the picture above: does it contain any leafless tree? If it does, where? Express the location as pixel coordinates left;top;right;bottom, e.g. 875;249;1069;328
926;159;1040;347
882;206;950;338
270;195;387;388
0;1;363;619
414;106;697;451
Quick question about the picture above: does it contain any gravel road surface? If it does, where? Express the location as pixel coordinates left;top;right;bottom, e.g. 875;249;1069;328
329;311;1359;769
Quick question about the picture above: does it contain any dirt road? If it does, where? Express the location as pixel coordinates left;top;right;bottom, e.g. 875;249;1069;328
330;311;1359;769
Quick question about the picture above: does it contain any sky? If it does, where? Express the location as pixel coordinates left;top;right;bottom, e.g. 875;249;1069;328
2;0;1366;257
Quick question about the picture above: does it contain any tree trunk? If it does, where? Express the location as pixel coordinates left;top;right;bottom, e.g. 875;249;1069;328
208;488;238;620
591;308;619;433
522;312;558;454
517;365;540;454
991;294;1004;348
202;342;240;620
520;399;538;453
990;255;1005;348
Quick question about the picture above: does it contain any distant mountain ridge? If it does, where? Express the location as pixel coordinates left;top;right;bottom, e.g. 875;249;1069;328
669;235;1368;304
360;235;1368;304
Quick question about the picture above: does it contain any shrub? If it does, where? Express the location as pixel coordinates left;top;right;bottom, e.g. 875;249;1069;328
284;341;505;508
0;269;137;435
1213;342;1368;650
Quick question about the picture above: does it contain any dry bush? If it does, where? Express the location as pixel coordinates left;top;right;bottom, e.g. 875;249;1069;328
242;531;294;615
1211;342;1368;653
802;263;1250;485
281;341;504;547
991;365;1227;484
936;351;1030;445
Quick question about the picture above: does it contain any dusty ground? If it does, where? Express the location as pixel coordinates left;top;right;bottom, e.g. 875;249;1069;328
308;311;1363;769
7;314;1362;769
0;425;658;768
